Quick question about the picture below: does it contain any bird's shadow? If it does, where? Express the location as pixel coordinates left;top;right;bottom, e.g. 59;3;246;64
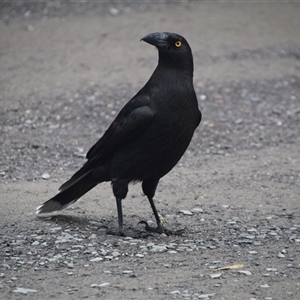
37;213;119;230
36;213;155;238
36;213;187;239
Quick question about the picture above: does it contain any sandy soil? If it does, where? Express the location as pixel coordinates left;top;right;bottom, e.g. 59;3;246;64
1;2;300;300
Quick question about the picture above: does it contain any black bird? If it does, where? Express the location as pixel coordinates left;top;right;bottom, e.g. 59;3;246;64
36;32;201;236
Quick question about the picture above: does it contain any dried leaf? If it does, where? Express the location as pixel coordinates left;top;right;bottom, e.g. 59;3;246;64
214;264;245;271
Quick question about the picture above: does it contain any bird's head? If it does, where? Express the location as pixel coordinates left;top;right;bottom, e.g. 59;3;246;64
141;32;194;75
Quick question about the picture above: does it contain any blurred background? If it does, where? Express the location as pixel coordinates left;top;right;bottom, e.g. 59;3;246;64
1;1;299;180
1;3;300;299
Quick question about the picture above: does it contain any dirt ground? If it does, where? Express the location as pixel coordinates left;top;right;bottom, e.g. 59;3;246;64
1;2;300;300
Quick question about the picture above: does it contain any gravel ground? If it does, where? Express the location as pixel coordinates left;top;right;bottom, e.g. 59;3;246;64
1;2;300;300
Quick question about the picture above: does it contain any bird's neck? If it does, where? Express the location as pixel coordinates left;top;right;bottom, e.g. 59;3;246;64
152;62;194;89
158;51;194;78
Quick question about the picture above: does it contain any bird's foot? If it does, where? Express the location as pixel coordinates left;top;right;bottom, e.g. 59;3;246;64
138;220;185;236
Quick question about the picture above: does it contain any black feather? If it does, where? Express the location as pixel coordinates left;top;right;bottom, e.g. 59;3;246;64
36;32;201;236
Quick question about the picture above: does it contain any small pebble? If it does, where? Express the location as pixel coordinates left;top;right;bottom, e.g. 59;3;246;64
150;245;167;253
24;11;31;18
168;250;178;254
104;256;113;260
266;268;277;272
108;7;120;16
210;273;222;279
191;207;203;213
88;234;97;239
135;254;144;258
99;282;110;287
159;233;168;239
2;264;10;269
27;25;34;32
240;234;256;240
239;270;252;276
42;173;50;180
179;210;193;215
198;294;214;299
182;293;191;297
111;251;120;257
67;263;74;269
13;288;37;294
90;257;103;262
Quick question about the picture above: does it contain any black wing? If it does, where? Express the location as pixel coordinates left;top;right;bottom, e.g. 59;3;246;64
59;95;154;191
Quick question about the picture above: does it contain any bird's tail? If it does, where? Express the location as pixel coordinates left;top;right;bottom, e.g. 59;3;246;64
36;170;98;214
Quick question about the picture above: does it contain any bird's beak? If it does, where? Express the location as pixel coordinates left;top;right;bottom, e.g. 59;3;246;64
141;32;169;49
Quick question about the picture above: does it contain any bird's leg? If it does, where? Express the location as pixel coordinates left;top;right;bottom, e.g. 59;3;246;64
103;180;130;236
140;179;184;236
104;196;152;239
140;194;164;233
104;197;125;236
116;197;125;236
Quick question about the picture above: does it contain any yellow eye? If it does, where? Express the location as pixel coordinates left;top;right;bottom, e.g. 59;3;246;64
175;41;182;48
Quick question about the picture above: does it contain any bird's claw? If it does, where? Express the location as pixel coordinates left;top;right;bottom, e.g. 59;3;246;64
98;222;185;237
138;220;185;236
